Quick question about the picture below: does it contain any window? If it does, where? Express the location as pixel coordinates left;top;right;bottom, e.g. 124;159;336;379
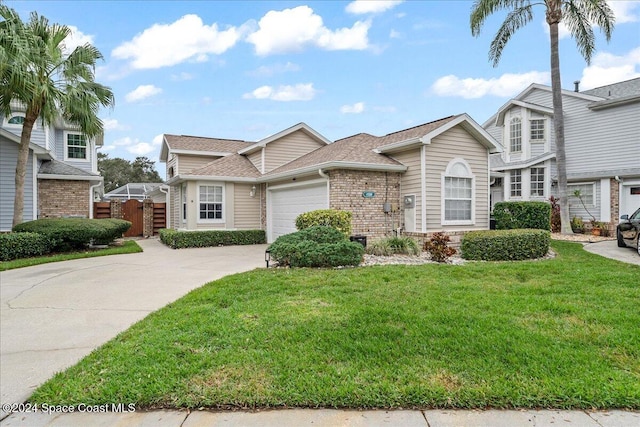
631;187;640;195
442;159;474;224
509;117;521;152
569;183;594;206
530;119;545;141
530;167;545;197
65;132;87;160
510;169;522;197
199;185;223;221
7;115;25;125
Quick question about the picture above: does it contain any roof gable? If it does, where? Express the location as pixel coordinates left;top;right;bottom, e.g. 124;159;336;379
160;134;253;161
493;100;554;126
238;122;331;155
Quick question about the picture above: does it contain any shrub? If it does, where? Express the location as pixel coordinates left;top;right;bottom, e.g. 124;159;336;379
13;218;131;252
549;196;561;233
367;236;420;256
159;229;265;249
0;232;54;261
493;201;551;230
268;225;364;268
424;232;456;263
295;209;352;237
461;229;550;261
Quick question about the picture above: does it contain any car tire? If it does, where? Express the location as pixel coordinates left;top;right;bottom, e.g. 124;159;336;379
617;230;627;248
637;237;640;257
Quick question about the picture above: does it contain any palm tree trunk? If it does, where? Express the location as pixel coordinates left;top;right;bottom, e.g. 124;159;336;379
12;108;38;228
548;6;573;235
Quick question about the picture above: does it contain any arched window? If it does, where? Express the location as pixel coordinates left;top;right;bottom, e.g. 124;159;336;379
509;117;521;152
5;114;26;127
442;158;475;224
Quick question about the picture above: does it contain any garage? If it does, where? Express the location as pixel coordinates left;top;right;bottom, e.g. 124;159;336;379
620;180;640;217
267;180;328;242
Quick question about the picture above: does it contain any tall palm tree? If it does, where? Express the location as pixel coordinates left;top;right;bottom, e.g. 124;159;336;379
470;0;614;234
0;5;115;227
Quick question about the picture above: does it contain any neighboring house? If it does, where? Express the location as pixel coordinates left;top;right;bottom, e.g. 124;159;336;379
103;183;162;201
0;104;103;231
484;78;640;229
160;115;501;242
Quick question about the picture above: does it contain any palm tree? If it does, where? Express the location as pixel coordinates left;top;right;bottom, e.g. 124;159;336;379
470;0;614;234
0;5;115;227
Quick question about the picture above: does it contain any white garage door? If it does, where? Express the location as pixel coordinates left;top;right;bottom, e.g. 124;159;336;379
620;181;640;217
268;181;328;242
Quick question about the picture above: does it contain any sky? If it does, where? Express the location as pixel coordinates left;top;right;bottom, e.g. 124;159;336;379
7;0;640;179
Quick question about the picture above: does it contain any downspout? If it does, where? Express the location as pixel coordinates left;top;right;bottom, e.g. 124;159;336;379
89;181;101;218
159;184;170;229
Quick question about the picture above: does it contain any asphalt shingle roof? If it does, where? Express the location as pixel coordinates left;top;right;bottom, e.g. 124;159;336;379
38;160;100;177
582;77;640;99
164;134;254;153
184;154;261;178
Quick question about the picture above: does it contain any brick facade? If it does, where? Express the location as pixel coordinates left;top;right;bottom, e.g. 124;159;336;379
328;170;402;240
609;178;619;235
38;179;90;219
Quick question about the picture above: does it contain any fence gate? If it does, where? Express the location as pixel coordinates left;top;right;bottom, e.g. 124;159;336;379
122;200;144;237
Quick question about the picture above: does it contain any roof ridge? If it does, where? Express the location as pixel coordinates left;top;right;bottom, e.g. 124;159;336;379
383;115;456;137
165;133;251;143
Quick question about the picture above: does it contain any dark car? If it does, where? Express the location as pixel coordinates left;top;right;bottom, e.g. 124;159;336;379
617;207;640;256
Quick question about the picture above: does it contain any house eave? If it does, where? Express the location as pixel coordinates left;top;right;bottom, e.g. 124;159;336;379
588;94;640;111
492;152;556;171
260;161;407;183
166;175;258;185
494;100;555;126
37;174;103;182
238;122;332;155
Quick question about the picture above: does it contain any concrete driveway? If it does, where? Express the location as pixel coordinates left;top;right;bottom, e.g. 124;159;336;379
0;239;268;416
582;240;640;266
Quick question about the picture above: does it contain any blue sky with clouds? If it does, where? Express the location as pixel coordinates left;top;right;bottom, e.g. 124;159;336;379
7;1;640;178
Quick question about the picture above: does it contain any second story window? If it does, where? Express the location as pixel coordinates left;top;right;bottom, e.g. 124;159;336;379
7;115;25;125
530;119;545;142
65;132;87;160
509;117;521;152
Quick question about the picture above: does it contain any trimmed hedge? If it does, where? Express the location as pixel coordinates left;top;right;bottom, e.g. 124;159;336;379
493;201;551;230
295;209;352;237
461;229;550;261
159;229;266;249
268;225;364;268
13;218;131;252
0;232;54;261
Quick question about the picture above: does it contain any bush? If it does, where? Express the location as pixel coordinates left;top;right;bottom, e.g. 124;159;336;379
295;209;352;237
461;229;550;261
424;232;456;263
0;232;54;261
13;218;131;252
367;236;420;256
493;201;551;230
159;229;265;249
268;225;364;268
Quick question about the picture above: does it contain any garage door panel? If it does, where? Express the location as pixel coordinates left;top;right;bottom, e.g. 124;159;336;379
269;183;328;242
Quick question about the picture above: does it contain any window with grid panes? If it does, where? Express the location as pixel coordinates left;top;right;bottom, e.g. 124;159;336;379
66;133;87;159
510;117;521;152
199;185;223;220
530;119;545;141
444;176;472;221
530;167;545;197
510;169;522;197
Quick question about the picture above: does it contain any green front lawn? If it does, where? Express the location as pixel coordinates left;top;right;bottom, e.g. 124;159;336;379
0;240;142;271
30;241;639;409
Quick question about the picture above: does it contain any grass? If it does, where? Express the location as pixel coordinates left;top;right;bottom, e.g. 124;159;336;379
29;241;639;410
0;240;142;271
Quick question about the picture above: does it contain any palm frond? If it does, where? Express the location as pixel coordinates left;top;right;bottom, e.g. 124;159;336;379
471;0;531;36
488;5;534;66
562;0;614;64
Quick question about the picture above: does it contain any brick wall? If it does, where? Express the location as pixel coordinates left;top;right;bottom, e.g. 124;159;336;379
328;170;401;240
609;178;619;235
38;179;90;218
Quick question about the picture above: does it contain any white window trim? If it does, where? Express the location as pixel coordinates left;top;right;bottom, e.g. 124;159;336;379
441;158;475;226
568;182;596;207
63;131;90;162
3;113;34;129
530;118;546;143
181;184;187;224
197;182;225;224
509;117;522;153
510;169;523;199
530;167;546;198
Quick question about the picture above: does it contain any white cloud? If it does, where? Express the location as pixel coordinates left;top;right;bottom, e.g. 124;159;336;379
373;105;397;113
112;14;240;69
171;72;194;81
389;29;401;39
112;137;136;147
248;62;301;77
110;136;159;156
125;85;162;103
246;6;370;55
243;83;317;101
152;134;164;145
102;118;129;131
127;142;156;156
340;102;365;113
580;47;640;89
346;0;404;15
431;71;550;99
609;0;640;23
62;26;94;55
98;145;116;152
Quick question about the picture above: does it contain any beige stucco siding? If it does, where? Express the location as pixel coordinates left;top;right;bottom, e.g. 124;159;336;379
391;148;423;232
178;154;221;174
234;183;262;229
425;126;489;231
264;130;324;173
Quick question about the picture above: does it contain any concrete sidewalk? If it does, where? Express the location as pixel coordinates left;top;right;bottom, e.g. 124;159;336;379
0;239;268;418
582;239;640;265
2;408;639;426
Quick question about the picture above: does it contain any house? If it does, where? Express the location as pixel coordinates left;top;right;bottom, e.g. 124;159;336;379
0;104;103;231
160;114;502;242
103;183;162;201
484;78;640;230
